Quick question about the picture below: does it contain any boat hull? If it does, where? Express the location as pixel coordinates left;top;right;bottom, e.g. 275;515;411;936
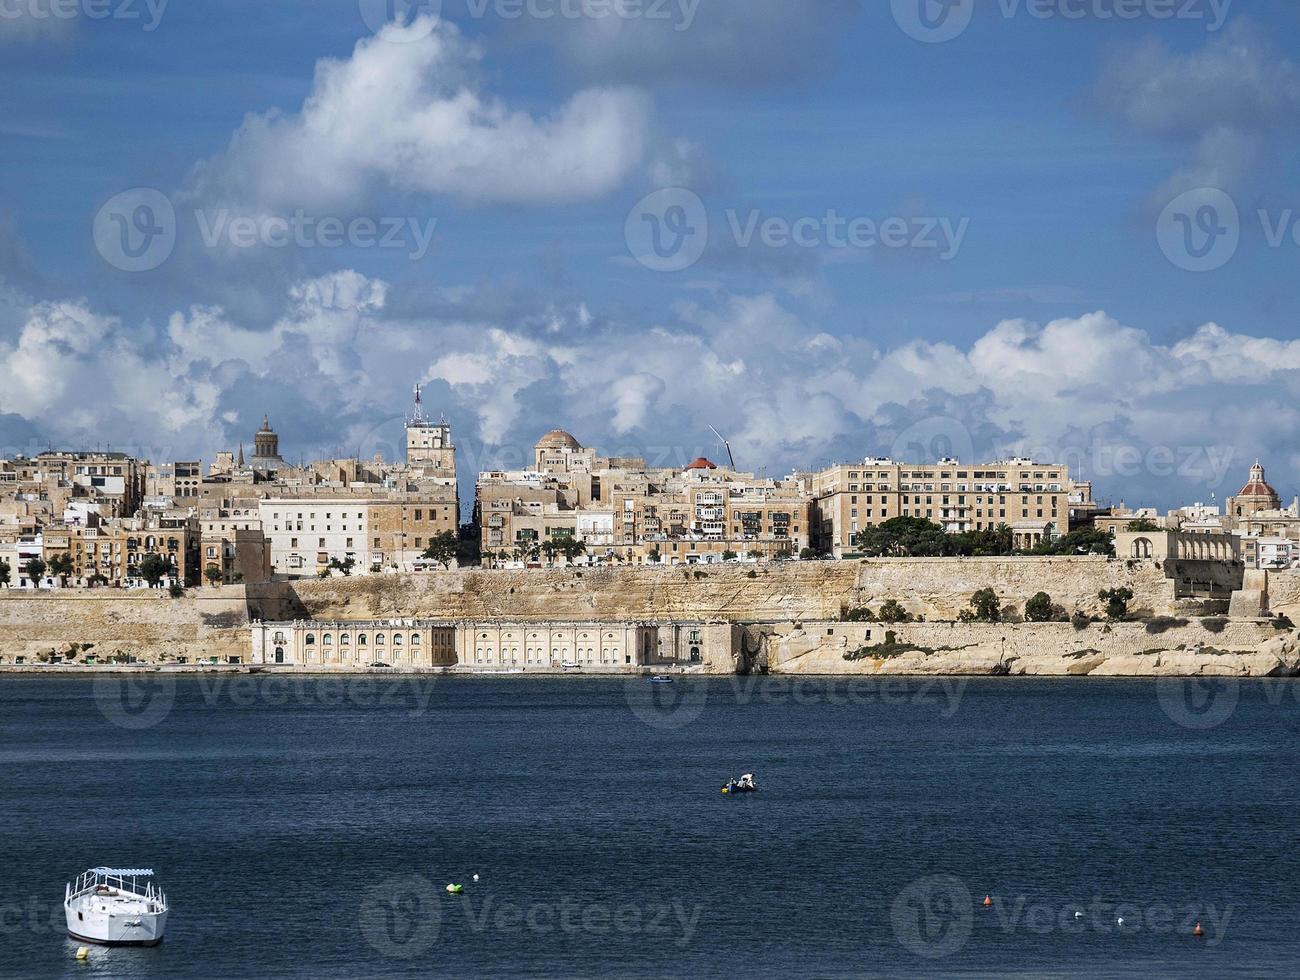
65;904;167;946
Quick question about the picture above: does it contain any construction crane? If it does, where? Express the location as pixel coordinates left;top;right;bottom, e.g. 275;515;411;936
708;426;737;470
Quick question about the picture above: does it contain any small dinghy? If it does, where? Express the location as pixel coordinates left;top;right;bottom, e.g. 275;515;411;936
721;773;758;795
648;675;674;684
65;868;168;946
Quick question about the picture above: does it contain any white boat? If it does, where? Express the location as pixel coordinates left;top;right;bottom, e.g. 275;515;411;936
65;868;168;946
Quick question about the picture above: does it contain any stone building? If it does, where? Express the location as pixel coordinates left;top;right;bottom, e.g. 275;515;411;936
809;456;1073;556
1226;461;1281;519
477;430;811;565
250;619;458;667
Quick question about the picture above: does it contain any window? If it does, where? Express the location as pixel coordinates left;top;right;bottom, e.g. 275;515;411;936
305;634;315;645
358;634;368;645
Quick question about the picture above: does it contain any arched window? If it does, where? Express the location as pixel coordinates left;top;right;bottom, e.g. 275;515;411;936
340;634;350;645
322;634;333;645
375;634;386;645
358;634;368;645
393;634;403;646
304;634;316;646
1132;538;1153;559
411;634;421;646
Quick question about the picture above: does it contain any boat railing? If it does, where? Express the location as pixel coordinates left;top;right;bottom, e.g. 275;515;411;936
66;868;167;912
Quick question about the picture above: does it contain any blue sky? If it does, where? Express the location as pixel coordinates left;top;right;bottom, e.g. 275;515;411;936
2;0;1300;510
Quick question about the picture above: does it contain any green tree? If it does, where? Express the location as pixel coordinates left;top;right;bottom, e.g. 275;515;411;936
964;587;1002;623
1024;591;1054;622
205;563;223;586
328;556;356;577
1030;528;1115;557
0;558;10;588
1127;518;1160;532
877;599;911;623
559;538;586;565
168;582;185;598
23;556;46;586
422;531;459;569
800;547;817;560
722;550;738;561
647;548;662;565
1099;586;1135;620
47;553;74;586
138;553;171;588
541;540;558;565
855;517;950;557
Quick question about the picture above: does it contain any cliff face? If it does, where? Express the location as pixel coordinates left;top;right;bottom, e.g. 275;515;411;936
756;619;1300;677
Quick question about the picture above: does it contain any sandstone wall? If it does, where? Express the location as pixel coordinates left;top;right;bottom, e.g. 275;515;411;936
0;587;249;664
255;557;1176;625
757;618;1296;677
852;557;1173;620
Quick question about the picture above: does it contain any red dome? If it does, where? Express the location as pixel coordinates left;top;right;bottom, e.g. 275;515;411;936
686;457;717;470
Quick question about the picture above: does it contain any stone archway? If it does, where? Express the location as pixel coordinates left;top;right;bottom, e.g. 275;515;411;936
1131;537;1153;559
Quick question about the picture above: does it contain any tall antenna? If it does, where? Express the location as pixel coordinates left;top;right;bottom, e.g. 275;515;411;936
410;383;425;424
708;425;737;469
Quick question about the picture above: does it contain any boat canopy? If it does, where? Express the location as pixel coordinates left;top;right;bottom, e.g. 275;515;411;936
90;867;154;876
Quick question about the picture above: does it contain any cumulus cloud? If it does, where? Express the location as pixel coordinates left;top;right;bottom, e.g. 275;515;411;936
1091;21;1300;199
188;16;652;211
4;274;1299;507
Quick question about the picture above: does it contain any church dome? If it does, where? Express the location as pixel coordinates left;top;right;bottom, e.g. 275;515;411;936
536;429;582;451
686;457;718;470
1238;461;1279;498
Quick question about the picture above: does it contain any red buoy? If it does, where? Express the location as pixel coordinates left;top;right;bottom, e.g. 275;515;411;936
1193;921;1204;938
983;895;993;908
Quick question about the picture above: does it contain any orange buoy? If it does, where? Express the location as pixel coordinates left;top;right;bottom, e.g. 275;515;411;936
983;895;993;907
1193;921;1204;937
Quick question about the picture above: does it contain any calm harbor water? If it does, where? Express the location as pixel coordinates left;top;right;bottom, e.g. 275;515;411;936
1;673;1298;979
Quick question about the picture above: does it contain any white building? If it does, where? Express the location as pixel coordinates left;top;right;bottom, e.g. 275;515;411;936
258;499;371;578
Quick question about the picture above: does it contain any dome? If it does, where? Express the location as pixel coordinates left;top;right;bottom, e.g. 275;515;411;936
686;457;718;470
1238;461;1278;498
536;429;582;451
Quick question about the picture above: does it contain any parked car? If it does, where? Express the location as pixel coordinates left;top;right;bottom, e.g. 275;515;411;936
368;661;392;669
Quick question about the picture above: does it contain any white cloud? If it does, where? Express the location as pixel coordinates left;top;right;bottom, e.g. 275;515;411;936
188;16;651;211
4;278;1299;505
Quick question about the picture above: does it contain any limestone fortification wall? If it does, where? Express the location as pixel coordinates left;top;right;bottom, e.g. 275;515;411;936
757;619;1298;677
1265;570;1300;619
253;557;1175;625
0;588;248;663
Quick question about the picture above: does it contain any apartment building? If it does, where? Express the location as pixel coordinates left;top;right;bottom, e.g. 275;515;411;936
810;456;1071;556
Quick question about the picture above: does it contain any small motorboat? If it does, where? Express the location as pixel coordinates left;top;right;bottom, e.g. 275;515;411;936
721;773;758;795
648;675;674;684
65;868;168;946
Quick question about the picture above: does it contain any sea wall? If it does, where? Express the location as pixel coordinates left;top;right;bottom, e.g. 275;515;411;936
754;619;1299;677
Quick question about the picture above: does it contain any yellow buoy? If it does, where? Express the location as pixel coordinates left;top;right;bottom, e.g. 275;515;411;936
1193;921;1204;937
75;946;90;961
